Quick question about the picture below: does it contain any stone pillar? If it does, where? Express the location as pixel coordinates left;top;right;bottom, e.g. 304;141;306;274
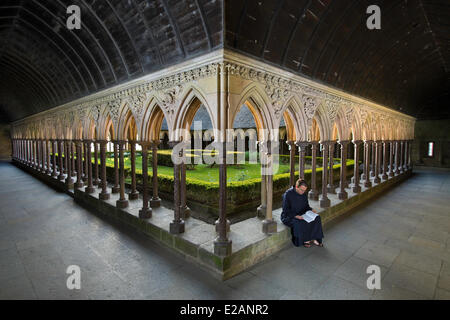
74;141;84;188
93;141;100;186
364;140;372;188
407;140;412;170
71;141;76;177
150;141;161;207
139;141;152;218
389;141;394;177
327;141;336;194
309;142;319;201
112;141;120;193
214;141;232;256
128;140;139;200
256;141;267;217
370;141;376;177
373;140;381;184
51;140;57;177
296;141;309;180
399;141;404;174
98;140;110;200
180;148;191;219
64;140;74;187
262;140;277;234
116;141;128;208
394;140;400;175
352;140;362;193
83;142;89;182
382;140;389;180
320;141;331;208
45;140;51;174
287;141;295;187
338;140;349;200
85;140;95;194
169;141;184;234
57;140;64;180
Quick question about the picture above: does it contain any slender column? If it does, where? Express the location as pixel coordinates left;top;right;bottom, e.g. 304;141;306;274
382;140;389;180
64;140;74;187
57;140;65;180
256;141;267;217
180;147;191;219
83;142;89;182
407;140;412;170
71;141;76;177
389;141;394;177
364;140;372;188
169;141;184;234
128;140;139;200
338;140;349;200
352;140;362;193
370;141;376;177
98;140;110;200
262;140;277;234
373;140;381;184
399;141;405;174
309;142;319;200
74;141;84;188
394;140;400;175
36;139;41;170
112;141;120;193
150;141;161;207
51;140;57;177
139;142;152;218
45;139;51;174
84;140;95;193
116;141;128;208
320;141;331;207
327;142;336;194
287;141;295;187
296;141;309;180
41;139;45;171
27;139;30;165
93;141;100;186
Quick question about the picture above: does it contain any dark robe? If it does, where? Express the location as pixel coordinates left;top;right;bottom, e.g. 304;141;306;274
281;186;324;247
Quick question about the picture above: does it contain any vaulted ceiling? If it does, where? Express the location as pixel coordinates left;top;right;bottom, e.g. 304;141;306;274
0;0;448;123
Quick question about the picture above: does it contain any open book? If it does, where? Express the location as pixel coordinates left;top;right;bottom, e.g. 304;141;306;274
301;210;319;223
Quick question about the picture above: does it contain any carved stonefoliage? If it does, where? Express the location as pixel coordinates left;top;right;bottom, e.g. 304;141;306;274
160;85;183;116
108;100;121;125
128;93;147;118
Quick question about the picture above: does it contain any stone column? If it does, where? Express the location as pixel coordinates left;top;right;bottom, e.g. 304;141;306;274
36;139;41;170
169;141;184;234
57;140;64;180
320;141;331;208
116;141;128;208
394;140;400;175
83;142;89;182
150;141;161;207
309;142;319;201
399;141;404;174
262;140;277;234
98;140;110;200
74;141;84;188
214;141;232;256
352;140;362;193
407;140;412;170
128;140;139;200
64;140;74;187
71;141;76;177
382;140;389;180
139;141;152;218
85;140;95;194
93;141;100;186
180;147;191;219
51;140;57;177
112;141;120;193
45;140;51;174
296;141;309;180
256;141;267;217
364;140;372;188
338;140;349;200
287;141;295;187
373;140;381;184
388;141;394;177
327;142;336;194
370;141;376;177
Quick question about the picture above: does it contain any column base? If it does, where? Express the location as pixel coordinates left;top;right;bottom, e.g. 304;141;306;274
138;207;152;219
65;177;74;185
373;176;381;184
213;238;232;256
256;204;266;218
58;174;65;181
381;173;388;180
338;191;348;200
327;184;336;194
150;197;161;208
215;219;231;234
320;197;330;208
99;192;110;200
128;191;140;200
389;172;394;177
170;220;185;234
262;219;277;234
93;179;99;186
45;169;52;175
85;186;95;194
75;181;84;189
352;184;361;193
116;199;129;209
308;190;319;201
364;180;372;188
112;186;120;194
52;172;58;178
180;205;191;219
71;172;76;177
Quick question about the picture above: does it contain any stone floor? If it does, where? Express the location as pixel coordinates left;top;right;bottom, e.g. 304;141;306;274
1;161;450;300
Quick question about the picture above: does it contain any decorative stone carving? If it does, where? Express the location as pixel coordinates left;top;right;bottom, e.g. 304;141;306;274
160;85;183;116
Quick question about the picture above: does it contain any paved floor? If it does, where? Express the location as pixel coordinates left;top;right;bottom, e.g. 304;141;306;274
1;162;450;300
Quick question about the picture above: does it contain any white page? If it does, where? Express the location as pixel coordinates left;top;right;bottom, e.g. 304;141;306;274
301;210;318;223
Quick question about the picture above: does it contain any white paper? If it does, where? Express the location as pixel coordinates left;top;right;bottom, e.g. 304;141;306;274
301;210;318;223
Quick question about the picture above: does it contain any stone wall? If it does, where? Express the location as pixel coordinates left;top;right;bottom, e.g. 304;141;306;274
0;123;11;160
412;119;450;168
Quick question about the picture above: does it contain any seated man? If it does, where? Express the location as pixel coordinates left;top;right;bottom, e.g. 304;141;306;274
281;179;324;248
